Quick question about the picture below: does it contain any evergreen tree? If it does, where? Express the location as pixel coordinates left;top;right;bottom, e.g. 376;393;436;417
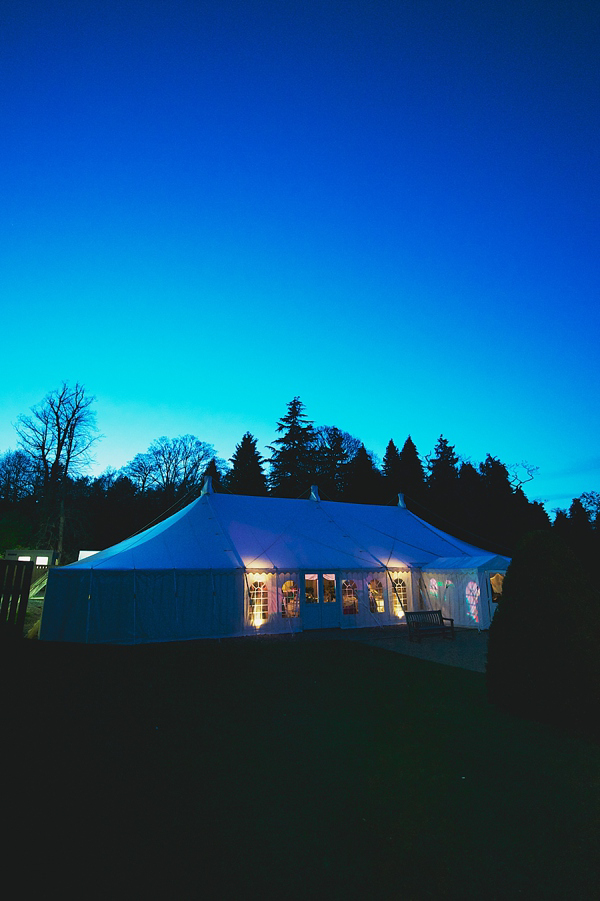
552;497;595;575
382;440;402;497
344;444;385;504
225;433;268;496
397;436;426;506
457;460;485;539
478;455;518;551
202;457;226;492
314;426;358;500
487;531;600;740
268;398;317;497
427;435;459;503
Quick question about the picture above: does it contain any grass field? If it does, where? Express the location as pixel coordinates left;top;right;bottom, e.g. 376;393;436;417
2;638;598;899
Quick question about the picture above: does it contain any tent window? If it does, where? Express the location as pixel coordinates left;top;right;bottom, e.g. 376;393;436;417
368;579;384;613
323;573;336;603
281;580;299;618
305;574;318;604
392;577;407;615
249;580;269;623
466;580;480;624
490;573;504;603
342;579;358;615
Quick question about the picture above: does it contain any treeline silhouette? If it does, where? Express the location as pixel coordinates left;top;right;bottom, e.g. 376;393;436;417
1;395;597;568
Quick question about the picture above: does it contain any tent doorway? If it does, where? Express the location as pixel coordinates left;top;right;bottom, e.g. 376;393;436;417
303;573;340;630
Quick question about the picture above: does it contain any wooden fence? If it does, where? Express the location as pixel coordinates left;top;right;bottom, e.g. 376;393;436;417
0;559;34;638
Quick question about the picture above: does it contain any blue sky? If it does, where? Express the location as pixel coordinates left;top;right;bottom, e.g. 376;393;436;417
1;0;598;512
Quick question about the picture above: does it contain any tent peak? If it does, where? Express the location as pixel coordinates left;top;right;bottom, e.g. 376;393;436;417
397;493;406;508
310;485;320;502
201;476;214;495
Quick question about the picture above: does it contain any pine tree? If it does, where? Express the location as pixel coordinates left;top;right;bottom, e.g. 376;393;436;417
426;435;460;523
458;460;485;539
382;440;402;496
202;457;225;492
344;444;385;504
314;426;358;500
397;436;426;505
268;398;317;497
225;433;268;496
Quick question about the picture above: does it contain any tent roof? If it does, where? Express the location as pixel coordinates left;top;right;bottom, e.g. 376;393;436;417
423;554;511;572
65;491;503;573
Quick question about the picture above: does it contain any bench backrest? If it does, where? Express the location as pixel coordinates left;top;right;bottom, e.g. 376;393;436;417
406;610;444;624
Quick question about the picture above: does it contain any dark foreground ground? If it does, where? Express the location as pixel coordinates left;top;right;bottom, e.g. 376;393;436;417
2;637;598;900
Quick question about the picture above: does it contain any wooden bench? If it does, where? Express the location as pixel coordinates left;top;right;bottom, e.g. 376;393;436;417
405;609;455;642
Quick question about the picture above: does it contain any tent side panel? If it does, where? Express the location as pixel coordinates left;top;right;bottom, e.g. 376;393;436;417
133;570;243;642
40;569;92;642
41;568;244;643
88;571;136;643
422;570;482;628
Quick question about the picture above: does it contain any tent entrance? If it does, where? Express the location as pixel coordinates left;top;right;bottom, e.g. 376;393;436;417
303;573;340;630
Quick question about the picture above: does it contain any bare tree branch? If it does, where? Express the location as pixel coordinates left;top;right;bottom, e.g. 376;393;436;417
122;435;215;495
15;381;101;488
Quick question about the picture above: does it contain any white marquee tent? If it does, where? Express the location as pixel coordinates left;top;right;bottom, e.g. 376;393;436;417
40;480;510;644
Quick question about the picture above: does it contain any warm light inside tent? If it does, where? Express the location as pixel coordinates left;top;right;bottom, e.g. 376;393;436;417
305;574;318;604
389;574;407;617
387;557;409;571
368;579;384;613
281;580;299;618
323;573;336;603
248;575;269;627
490;573;504;603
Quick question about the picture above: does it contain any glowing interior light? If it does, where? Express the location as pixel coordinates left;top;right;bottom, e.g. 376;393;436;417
465;581;480;623
369;579;384;613
249;578;268;627
36;556;49;565
323;573;336;603
490;573;504;603
429;577;438;598
18;556;31;562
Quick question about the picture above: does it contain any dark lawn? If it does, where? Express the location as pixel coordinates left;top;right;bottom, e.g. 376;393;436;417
2;638;598;899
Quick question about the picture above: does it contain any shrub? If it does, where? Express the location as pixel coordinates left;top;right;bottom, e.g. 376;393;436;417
486;531;600;740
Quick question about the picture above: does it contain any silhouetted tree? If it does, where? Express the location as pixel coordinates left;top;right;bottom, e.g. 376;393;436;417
552;497;596;575
382;440;402;498
579;491;600;525
268;398;317;497
314;426;360;500
202;457;227;492
478;455;519;551
456;460;485;537
225;432;268;496
425;435;460;525
0;450;37;503
122;435;215;500
15;382;100;556
487;531;600;740
397;436;427;507
344;444;385;504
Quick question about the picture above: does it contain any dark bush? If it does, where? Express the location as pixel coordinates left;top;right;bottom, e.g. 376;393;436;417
486;531;600;740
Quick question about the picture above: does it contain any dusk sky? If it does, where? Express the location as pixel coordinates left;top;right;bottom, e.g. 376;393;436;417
2;0;598;514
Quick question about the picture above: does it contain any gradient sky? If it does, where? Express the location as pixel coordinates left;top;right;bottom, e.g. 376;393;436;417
1;0;598;513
